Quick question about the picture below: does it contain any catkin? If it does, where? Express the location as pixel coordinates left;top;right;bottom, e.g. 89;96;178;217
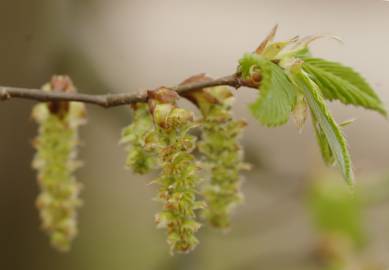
120;103;158;174
198;86;247;229
32;76;86;251
149;89;204;254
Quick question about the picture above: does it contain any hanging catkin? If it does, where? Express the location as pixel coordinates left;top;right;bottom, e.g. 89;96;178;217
148;88;204;253
32;76;86;251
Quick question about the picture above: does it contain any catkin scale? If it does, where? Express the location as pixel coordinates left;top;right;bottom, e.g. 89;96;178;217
32;76;86;252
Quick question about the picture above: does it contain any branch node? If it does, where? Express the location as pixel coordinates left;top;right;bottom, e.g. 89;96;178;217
136;90;148;100
0;88;11;101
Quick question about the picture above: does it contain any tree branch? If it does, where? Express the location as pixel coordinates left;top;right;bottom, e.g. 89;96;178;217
0;73;256;108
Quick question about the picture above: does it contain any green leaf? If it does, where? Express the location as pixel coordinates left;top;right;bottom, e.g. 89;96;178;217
290;70;353;185
302;58;387;116
311;113;335;166
239;53;296;127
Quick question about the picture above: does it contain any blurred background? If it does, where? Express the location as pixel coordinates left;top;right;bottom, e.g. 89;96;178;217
1;1;389;269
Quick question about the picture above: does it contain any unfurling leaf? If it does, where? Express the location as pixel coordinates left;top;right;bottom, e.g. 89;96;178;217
290;70;353;185
239;53;296;127
32;75;86;252
302;58;387;116
261;36;300;60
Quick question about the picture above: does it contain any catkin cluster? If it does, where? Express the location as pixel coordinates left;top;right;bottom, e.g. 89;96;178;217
32;76;86;252
121;85;247;252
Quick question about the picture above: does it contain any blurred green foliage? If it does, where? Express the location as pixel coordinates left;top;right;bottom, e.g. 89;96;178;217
308;176;365;248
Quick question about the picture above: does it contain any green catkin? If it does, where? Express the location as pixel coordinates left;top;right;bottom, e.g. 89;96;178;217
149;89;204;254
120;103;158;174
197;86;247;229
32;76;86;252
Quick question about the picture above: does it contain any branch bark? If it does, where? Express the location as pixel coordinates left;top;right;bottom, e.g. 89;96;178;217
0;73;257;108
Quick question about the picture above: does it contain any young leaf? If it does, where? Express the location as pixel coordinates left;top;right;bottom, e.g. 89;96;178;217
302;58;387;116
290;69;353;185
239;54;296;127
311;113;335;166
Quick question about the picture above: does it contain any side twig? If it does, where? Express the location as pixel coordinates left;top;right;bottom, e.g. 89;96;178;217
0;73;257;108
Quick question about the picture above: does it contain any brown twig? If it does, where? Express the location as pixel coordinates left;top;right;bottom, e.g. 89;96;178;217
0;73;257;108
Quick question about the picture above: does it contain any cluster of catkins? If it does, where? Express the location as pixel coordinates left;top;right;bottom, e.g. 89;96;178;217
32;76;86;251
121;80;246;253
31;75;245;253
